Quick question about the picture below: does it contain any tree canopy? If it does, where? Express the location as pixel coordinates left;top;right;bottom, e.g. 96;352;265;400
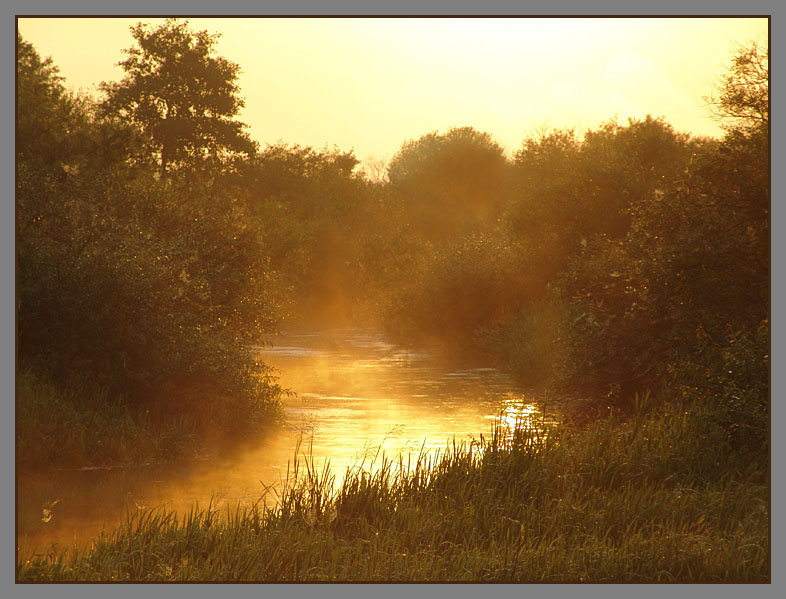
100;19;255;176
388;127;510;237
17;34;88;169
16;30;769;469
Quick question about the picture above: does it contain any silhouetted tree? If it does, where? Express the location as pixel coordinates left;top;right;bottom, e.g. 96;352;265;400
706;41;768;135
555;44;769;406
100;19;255;176
16;34;81;168
388;126;510;238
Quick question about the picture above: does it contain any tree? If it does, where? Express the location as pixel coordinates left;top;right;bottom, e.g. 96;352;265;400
388;126;510;238
509;117;693;289
554;44;770;407
236;143;379;322
17;34;77;168
706;41;769;135
17;37;282;441
100;19;255;176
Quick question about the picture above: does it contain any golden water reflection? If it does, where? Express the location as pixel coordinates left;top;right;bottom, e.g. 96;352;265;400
18;329;551;554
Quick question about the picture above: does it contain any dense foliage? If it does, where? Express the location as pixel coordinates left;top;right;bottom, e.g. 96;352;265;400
16;21;768;473
388;126;510;239
99;19;255;176
17;29;282;465
16;21;768;582
375;61;769;439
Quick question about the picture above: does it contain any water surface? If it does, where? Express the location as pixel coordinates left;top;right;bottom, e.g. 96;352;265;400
17;329;543;553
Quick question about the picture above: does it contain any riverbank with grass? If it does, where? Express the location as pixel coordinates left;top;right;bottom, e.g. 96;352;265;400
18;392;768;582
16;367;282;472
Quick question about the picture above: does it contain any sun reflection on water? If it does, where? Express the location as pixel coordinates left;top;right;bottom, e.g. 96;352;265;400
18;330;561;552
485;394;556;449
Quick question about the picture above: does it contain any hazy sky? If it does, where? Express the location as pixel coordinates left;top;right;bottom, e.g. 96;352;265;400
17;17;768;166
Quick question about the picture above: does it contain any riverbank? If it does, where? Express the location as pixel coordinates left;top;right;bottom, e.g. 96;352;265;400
17;329;543;552
18;393;768;582
16;368;285;473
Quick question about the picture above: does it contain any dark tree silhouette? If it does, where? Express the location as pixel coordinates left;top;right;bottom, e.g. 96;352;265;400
100;19;255;176
706;41;769;134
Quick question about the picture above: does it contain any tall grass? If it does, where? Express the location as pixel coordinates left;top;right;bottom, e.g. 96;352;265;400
17;396;768;582
17;369;199;470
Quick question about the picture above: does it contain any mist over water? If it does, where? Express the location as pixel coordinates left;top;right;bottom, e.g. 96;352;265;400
18;328;543;554
258;329;546;469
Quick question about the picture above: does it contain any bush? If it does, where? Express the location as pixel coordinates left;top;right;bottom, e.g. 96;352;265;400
382;233;530;349
16;369;197;469
666;322;769;460
474;296;567;387
549;120;767;407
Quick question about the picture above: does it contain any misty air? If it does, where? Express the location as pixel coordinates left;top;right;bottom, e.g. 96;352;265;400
15;17;769;583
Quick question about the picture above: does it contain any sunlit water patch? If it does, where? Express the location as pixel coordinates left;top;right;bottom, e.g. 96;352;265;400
254;329;551;483
18;328;550;554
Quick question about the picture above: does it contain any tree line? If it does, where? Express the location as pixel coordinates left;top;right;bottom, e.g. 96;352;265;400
16;19;769;464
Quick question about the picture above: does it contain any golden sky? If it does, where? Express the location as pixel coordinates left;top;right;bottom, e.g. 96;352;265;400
17;17;768;165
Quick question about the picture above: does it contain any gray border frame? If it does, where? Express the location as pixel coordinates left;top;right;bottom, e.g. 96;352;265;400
4;1;781;598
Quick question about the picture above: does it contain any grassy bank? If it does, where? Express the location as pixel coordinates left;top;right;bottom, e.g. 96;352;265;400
16;368;281;470
18;395;769;582
17;370;192;470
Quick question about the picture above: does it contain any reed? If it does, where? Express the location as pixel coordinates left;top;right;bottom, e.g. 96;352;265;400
17;395;768;582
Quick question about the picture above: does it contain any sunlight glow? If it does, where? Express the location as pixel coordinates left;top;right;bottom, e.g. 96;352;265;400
17;16;767;166
498;396;540;432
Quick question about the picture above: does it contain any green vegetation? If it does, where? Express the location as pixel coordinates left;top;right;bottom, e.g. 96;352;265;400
17;369;201;469
17;24;285;468
18;401;768;581
372;50;769;429
16;19;768;582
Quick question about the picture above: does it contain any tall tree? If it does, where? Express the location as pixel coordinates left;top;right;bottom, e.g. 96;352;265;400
100;19;255;176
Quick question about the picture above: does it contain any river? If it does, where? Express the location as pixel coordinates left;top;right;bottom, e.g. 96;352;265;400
17;329;547;554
